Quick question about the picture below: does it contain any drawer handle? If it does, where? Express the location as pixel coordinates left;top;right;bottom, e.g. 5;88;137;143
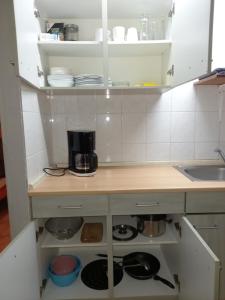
194;225;219;230
57;205;83;209
136;202;160;208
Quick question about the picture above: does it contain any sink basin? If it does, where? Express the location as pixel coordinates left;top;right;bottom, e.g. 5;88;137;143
175;165;225;181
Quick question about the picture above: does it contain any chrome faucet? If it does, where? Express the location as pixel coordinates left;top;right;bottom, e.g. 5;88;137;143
215;148;225;163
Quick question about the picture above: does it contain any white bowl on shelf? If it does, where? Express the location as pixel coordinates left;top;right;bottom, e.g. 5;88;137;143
49;67;72;75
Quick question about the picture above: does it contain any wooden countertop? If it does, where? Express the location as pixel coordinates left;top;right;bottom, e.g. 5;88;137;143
28;165;225;196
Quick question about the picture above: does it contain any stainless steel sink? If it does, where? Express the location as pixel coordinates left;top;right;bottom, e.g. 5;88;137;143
175;165;225;181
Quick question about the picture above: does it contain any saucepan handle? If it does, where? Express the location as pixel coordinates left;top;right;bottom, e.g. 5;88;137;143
154;275;175;289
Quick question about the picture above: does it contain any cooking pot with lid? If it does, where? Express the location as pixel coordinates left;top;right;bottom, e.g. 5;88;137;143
136;214;166;237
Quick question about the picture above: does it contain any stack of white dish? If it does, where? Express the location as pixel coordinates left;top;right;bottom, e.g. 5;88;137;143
74;74;104;87
47;67;74;88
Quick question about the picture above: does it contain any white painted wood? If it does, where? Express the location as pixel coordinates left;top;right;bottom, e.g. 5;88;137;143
179;217;220;300
32;195;109;217
38;41;103;57
13;0;44;87
37;0;102;18
108;41;172;57
171;0;212;86
110;193;185;215
113;246;177;298
41;216;107;248
0;222;40;300
187;214;225;300
0;0;31;237
212;0;225;69
42;249;109;299
186;192;225;213
108;0;172;18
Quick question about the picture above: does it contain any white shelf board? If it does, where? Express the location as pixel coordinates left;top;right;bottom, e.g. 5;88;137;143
113;247;177;298
37;0;102;19
38;41;102;57
113;223;178;247
42;250;109;300
108;40;172;57
41;217;107;248
40;85;171;95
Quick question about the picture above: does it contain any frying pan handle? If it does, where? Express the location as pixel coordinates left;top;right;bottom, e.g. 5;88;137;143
154;275;175;289
97;254;124;259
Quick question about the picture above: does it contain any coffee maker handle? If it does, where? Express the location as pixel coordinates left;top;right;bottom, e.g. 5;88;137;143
137;217;144;233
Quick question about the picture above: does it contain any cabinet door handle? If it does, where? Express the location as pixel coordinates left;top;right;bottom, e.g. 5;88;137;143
57;205;83;209
194;225;219;230
136;202;160;207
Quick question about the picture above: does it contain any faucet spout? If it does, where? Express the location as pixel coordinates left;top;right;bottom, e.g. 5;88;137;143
214;148;225;163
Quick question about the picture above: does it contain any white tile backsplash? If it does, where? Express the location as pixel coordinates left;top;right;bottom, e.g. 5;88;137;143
46;81;225;164
171;112;195;142
147;112;170;143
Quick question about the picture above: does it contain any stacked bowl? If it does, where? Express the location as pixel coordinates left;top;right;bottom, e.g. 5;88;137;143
47;67;74;87
48;255;81;287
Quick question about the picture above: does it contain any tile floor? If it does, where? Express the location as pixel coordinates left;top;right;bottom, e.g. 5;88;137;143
0;200;10;252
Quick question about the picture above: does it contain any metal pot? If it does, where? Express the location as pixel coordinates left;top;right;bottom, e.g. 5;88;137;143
136;215;166;237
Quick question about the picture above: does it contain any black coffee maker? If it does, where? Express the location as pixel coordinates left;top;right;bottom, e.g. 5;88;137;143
67;131;98;176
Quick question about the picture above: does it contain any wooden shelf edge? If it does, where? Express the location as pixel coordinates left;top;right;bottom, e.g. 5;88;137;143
195;74;225;86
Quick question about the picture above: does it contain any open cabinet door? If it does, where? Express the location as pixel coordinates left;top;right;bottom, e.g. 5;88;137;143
179;217;220;300
171;0;213;86
0;222;40;300
12;0;44;88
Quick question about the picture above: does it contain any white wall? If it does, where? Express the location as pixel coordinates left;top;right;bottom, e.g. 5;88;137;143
21;86;52;184
49;81;224;164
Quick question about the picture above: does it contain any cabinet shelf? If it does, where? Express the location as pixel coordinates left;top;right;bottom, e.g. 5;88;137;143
41;217;107;248
195;73;225;86
40;86;171;94
113;223;178;247
113;247;177;298
108;40;172;57
38;41;102;57
42;250;108;300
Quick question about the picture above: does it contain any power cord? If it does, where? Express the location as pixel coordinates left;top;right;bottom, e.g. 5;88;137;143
43;167;69;177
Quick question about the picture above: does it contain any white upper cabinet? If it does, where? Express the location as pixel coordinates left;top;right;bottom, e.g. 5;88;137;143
0;222;40;300
170;0;213;86
12;0;213;91
13;0;45;88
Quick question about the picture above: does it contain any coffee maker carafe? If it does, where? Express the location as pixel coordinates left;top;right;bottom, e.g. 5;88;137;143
67;131;98;176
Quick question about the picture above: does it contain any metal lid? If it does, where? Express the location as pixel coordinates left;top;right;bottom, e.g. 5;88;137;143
65;24;79;30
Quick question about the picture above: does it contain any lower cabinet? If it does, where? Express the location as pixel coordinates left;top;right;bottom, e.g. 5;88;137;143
0;194;221;300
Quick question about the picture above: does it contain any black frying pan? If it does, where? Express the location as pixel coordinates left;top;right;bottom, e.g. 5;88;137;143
97;252;175;289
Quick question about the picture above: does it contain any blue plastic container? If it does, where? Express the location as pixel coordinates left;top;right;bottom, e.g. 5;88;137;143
48;256;81;287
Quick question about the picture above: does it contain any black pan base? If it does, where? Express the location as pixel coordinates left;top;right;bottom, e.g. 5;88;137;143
81;259;123;290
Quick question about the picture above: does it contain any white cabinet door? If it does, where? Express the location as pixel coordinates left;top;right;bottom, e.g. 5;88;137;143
13;0;44;88
171;0;213;86
0;222;40;300
179;217;220;300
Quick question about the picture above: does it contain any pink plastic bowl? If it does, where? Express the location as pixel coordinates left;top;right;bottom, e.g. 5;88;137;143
51;255;77;275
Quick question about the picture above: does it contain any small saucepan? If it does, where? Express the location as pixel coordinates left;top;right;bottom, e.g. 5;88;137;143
97;252;175;289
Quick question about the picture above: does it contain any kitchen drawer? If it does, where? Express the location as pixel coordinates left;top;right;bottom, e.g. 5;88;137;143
186;192;225;213
109;192;185;215
32;195;108;218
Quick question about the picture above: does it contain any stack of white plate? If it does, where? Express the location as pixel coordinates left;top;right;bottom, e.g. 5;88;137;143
74;74;104;87
47;75;74;87
49;67;72;75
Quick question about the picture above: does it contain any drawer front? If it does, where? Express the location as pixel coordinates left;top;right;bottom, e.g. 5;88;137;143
186;192;225;213
32;195;108;218
110;193;185;215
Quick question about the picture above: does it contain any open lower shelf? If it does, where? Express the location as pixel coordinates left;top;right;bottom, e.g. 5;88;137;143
113;246;178;298
41;217;107;248
38;41;102;57
108;40;172;57
42;250;109;300
113;223;178;247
